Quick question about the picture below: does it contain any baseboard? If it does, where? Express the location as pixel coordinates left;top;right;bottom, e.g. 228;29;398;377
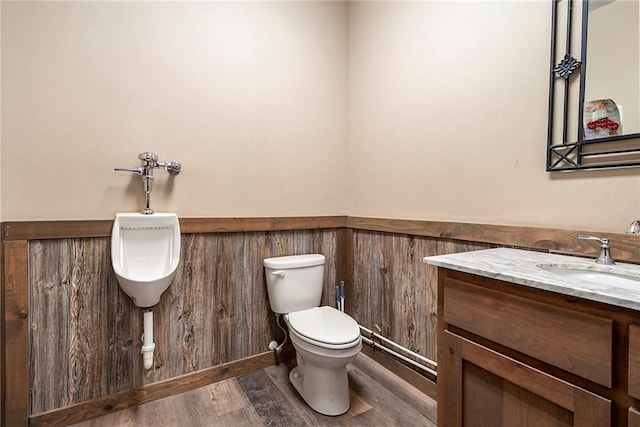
29;351;276;427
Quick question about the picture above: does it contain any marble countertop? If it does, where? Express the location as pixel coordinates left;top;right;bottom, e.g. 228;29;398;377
424;247;640;312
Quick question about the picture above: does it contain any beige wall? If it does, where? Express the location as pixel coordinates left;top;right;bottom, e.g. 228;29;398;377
347;1;640;233
1;1;348;220
2;1;639;233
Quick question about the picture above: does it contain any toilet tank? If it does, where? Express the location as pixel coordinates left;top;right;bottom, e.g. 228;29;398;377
263;254;325;314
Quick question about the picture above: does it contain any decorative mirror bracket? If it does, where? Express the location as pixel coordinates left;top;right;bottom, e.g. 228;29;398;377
547;0;640;171
115;152;181;214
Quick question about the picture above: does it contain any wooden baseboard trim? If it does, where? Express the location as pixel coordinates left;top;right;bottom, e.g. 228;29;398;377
347;216;640;263
1;216;348;241
361;345;437;401
29;351;275;427
6;215;639;264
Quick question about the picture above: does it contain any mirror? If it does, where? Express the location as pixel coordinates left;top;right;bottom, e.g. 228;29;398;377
547;0;640;171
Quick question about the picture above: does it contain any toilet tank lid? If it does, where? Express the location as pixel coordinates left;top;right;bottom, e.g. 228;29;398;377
263;254;325;269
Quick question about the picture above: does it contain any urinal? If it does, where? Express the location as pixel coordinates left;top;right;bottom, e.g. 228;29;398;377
111;212;181;307
111;212;181;369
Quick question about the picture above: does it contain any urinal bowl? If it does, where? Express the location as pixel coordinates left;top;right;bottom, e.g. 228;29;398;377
111;212;181;307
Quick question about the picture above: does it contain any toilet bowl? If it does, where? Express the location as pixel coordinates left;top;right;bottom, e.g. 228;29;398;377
263;254;362;416
285;306;362;416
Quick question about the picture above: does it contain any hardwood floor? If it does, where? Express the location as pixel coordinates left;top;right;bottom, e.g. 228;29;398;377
70;353;436;426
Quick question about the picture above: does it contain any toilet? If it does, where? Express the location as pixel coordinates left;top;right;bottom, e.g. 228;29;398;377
263;254;362;416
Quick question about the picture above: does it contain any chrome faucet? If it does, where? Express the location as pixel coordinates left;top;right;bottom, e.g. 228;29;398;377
115;152;181;214
627;220;640;234
578;234;615;265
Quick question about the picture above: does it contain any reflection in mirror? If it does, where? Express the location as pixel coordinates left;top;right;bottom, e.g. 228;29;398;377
547;0;640;171
584;0;639;139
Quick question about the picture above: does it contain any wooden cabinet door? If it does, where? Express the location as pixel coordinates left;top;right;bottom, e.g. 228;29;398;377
629;407;640;427
629;325;640;400
439;331;611;427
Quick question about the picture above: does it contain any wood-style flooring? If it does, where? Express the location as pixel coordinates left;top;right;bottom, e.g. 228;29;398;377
70;353;437;426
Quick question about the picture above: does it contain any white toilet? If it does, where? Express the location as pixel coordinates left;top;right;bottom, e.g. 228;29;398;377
263;254;362;416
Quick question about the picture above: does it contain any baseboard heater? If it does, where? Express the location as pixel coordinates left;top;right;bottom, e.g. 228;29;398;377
359;324;437;378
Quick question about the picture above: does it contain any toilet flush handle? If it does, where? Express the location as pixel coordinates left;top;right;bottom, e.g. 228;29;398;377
271;270;286;278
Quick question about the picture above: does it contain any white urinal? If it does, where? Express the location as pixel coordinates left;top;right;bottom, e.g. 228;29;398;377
111;212;181;369
111;212;181;308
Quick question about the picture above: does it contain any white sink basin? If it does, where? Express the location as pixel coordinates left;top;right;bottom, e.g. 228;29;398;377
537;262;640;289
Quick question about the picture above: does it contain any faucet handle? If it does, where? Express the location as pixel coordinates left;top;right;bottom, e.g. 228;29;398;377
628;220;640;234
578;234;615;265
138;152;158;163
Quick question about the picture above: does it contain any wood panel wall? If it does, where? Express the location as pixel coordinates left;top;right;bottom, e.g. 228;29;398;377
28;229;339;415
350;230;493;363
4;216;640;425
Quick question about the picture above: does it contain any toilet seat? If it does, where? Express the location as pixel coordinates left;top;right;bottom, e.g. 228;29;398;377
286;306;361;350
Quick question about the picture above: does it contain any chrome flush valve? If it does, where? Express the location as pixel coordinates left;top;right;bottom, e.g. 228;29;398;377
115;152;181;215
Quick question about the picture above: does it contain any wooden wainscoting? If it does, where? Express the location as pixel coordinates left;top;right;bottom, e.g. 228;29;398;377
4;215;640;426
2;218;345;426
2;240;29;427
29;351;281;427
347;216;640;263
28;230;340;416
350;230;493;365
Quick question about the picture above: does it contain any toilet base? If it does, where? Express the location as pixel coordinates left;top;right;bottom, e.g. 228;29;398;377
289;363;350;416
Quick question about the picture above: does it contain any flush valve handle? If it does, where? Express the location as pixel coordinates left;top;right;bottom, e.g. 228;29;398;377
114;167;144;175
578;234;615;265
138;152;158;163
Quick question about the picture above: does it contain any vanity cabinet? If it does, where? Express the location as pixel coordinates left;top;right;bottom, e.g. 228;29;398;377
437;268;640;427
440;331;610;426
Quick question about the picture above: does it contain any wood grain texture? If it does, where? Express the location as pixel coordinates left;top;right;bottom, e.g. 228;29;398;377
441;268;640;425
630;407;640;427
29;238;121;413
444;331;611;427
630;325;640;399
30;351;274;427
573;387;611;427
443;277;614;387
347;216;640;263
2;216;347;241
28;229;339;415
2;240;29;427
67;353;436;427
351;230;491;364
360;345;436;401
10;215;639;422
7;215;640;264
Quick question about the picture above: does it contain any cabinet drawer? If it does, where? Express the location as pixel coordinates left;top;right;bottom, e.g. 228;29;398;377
443;277;613;387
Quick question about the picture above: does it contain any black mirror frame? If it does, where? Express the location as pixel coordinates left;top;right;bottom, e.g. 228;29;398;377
547;0;640;171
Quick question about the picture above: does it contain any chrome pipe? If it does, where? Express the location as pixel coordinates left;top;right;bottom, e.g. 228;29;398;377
359;325;437;369
361;336;437;377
